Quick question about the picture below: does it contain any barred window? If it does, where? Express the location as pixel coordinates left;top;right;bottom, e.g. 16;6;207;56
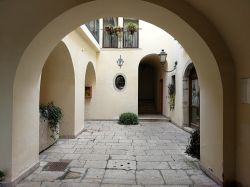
123;18;139;48
103;17;118;48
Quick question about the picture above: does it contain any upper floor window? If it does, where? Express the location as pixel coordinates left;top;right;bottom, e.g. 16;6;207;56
85;19;100;43
103;17;119;48
123;18;139;48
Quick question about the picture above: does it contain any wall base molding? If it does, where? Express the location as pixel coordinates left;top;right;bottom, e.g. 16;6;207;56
199;162;223;185
60;127;86;139
0;162;39;187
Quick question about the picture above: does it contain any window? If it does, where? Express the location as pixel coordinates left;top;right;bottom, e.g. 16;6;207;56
115;75;126;90
123;18;139;48
85;19;100;43
103;17;118;48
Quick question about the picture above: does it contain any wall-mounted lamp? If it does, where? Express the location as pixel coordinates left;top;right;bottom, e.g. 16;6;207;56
158;49;178;72
117;55;124;68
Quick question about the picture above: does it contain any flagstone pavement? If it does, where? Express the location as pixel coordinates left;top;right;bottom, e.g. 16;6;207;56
17;121;219;187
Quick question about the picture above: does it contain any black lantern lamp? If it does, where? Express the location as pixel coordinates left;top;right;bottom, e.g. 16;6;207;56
158;49;178;72
159;49;168;66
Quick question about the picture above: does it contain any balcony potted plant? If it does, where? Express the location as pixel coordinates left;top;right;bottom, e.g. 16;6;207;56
126;22;138;35
114;26;123;37
104;24;115;35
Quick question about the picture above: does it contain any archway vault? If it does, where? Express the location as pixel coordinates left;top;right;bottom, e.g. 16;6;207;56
40;41;76;139
2;0;235;184
84;62;97;120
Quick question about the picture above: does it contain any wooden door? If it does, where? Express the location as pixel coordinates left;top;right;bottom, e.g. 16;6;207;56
160;79;163;114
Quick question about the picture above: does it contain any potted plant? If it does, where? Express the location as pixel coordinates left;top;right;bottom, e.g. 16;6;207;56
0;170;5;182
104;24;115;35
39;102;63;140
168;83;175;111
114;26;123;36
126;22;138;35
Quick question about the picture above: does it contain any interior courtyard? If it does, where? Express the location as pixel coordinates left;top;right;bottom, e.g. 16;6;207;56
0;0;249;186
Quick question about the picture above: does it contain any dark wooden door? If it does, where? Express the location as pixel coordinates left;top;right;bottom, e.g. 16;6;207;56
160;79;163;114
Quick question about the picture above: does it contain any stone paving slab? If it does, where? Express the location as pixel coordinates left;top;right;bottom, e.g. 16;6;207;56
16;182;41;187
137;161;170;170
136;170;165;185
107;160;136;170
110;155;136;161
41;181;62;187
168;161;197;170
161;170;192;185
101;185;143;187
25;171;65;182
82;168;105;183
84;161;107;169
18;121;218;186
61;182;100;187
136;155;173;162
144;185;189;187
102;169;136;184
79;154;109;161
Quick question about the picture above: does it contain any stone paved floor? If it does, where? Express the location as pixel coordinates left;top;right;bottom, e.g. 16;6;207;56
18;121;219;187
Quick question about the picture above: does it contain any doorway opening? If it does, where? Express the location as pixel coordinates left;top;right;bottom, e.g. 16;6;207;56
183;63;200;128
138;54;164;115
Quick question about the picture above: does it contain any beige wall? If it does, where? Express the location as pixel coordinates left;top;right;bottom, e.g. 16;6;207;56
40;42;75;137
166;48;192;126
1;0;248;185
85;21;177;119
62;31;97;134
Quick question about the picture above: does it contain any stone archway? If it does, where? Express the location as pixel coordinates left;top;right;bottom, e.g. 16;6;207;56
0;0;236;183
40;41;75;139
84;62;97;120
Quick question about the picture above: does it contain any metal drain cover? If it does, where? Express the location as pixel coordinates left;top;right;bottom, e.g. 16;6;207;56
107;160;136;170
43;161;70;171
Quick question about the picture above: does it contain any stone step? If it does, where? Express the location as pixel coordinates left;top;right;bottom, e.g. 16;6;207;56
138;115;170;122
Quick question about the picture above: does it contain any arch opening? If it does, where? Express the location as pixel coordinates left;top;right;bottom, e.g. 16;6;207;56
183;63;200;128
138;54;165;115
39;41;75;151
84;62;97;120
7;0;234;183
